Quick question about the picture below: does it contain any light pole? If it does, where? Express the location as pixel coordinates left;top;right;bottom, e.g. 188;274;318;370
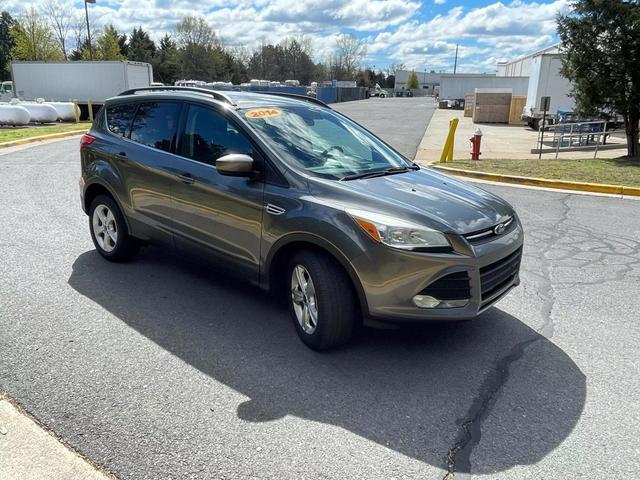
453;43;459;74
85;0;96;60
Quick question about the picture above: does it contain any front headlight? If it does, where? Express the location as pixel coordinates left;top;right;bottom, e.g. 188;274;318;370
347;208;450;250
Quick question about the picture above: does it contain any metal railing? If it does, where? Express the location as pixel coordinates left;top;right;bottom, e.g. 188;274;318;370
544;120;608;159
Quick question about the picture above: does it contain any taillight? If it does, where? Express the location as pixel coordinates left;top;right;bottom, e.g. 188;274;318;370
80;134;96;149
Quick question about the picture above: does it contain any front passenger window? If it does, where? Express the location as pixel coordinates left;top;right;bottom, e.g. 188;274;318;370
179;105;252;166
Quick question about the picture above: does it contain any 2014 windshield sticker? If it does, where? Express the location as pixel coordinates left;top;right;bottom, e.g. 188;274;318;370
246;108;282;119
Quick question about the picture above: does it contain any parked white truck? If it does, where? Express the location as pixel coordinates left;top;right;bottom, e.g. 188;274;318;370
10;61;153;118
0;80;13;102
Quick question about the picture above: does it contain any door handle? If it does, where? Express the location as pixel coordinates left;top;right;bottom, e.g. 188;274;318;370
115;152;128;161
177;172;195;184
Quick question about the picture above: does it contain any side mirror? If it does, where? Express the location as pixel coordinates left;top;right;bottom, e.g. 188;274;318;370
216;153;254;177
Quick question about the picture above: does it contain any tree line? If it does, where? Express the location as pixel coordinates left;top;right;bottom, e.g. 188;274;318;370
0;2;396;88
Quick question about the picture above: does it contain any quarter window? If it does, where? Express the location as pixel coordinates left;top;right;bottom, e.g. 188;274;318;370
179;105;252;166
106;103;137;137
130;102;180;153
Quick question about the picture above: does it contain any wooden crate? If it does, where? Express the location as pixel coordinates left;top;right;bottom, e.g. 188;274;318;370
509;96;527;125
464;93;474;117
473;92;512;123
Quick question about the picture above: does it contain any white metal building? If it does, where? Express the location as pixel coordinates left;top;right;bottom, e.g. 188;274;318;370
393;71;441;94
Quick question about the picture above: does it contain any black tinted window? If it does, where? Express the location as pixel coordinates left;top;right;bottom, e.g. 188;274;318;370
179;105;252;166
106;103;137;137
130;102;179;152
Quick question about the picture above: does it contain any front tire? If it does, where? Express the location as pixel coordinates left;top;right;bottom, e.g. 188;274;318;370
89;194;139;262
287;250;357;350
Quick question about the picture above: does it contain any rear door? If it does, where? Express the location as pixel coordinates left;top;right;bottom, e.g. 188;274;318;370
117;101;182;241
170;103;265;281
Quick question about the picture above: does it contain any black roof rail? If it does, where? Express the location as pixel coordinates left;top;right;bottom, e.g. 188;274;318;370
118;86;236;106
256;91;331;109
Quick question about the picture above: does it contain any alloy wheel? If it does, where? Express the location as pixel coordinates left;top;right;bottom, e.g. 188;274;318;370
291;264;318;334
92;204;118;253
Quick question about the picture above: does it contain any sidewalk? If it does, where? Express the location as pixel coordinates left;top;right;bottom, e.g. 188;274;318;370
415;108;625;163
0;398;112;480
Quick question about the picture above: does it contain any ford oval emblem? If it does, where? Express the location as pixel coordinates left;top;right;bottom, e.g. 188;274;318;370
494;223;506;235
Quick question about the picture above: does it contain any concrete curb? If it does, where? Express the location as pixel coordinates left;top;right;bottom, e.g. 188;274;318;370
0;395;115;479
432;164;640;197
0;129;87;149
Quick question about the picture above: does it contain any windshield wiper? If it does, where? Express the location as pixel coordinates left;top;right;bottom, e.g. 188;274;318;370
340;164;419;181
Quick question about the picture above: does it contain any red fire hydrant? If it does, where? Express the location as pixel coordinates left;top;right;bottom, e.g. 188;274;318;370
469;128;483;160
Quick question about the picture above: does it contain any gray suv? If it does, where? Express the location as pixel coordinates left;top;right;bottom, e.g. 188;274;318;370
80;87;523;350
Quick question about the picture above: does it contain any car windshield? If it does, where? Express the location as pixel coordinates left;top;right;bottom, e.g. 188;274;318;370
241;105;410;179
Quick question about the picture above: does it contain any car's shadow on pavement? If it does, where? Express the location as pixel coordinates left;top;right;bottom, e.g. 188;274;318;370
68;248;586;475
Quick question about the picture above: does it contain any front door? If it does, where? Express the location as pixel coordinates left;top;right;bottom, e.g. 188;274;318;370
170;104;264;282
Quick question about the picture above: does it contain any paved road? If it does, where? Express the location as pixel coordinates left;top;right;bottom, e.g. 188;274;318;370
333;97;436;159
1;99;639;480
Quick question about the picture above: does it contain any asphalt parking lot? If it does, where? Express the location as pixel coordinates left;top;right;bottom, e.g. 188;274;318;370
1;97;639;479
333;97;437;159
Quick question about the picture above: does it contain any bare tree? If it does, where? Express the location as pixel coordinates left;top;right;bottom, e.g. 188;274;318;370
175;16;218;49
335;34;367;78
69;13;97;59
71;16;85;52
42;0;72;60
387;62;406;76
228;45;251;67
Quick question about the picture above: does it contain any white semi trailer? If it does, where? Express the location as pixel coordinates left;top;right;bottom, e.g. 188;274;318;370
521;53;574;129
10;61;153;118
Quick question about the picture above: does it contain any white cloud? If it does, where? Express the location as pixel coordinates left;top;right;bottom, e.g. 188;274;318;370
371;0;570;70
2;0;571;71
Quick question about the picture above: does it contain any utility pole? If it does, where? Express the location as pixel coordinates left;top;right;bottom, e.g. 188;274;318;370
453;43;459;74
84;0;96;60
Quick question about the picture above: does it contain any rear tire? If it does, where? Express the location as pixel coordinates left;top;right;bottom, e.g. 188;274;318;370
287;250;357;350
89;194;139;262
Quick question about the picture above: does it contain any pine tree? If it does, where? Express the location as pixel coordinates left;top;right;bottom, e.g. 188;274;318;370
558;0;640;158
127;27;155;63
406;71;419;90
97;25;125;61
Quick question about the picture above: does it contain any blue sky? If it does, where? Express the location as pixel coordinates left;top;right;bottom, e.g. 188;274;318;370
4;0;570;72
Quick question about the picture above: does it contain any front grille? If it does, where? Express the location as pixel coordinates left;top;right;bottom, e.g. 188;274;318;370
480;248;522;307
464;217;515;245
420;271;471;301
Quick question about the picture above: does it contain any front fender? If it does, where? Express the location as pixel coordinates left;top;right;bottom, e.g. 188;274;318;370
261;208;371;314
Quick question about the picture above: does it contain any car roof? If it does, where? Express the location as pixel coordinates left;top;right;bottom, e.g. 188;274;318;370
109;88;328;111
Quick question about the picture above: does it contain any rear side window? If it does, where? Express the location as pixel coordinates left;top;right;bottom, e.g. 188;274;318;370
106;103;137;137
178;105;252;166
130;102;180;153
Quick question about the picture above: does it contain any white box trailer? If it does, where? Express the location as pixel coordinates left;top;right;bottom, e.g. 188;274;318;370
10;61;153;116
522;53;574;129
439;74;529;101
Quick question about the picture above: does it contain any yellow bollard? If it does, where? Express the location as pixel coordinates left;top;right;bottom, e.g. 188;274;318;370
439;117;459;163
72;100;80;124
88;99;94;123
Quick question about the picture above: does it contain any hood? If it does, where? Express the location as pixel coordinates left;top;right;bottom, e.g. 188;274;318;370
312;168;514;235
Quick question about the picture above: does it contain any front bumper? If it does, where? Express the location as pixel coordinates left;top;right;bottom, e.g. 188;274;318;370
352;220;524;322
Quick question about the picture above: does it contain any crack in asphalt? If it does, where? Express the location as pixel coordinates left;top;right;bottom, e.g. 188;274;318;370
443;338;538;480
442;195;573;479
443;193;640;478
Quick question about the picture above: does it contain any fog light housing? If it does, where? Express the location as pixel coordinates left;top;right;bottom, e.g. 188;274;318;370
413;295;469;309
